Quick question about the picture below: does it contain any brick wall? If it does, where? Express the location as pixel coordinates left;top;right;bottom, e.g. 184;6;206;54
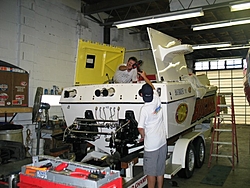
0;0;155;124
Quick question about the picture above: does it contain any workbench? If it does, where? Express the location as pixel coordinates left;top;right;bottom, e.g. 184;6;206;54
0;107;32;123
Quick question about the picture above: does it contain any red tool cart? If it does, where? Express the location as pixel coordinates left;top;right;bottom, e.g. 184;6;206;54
18;155;122;188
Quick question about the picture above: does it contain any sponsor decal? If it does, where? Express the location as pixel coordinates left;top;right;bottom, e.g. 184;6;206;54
0;93;8;101
16;95;24;100
15;86;25;92
176;103;188;124
0;66;25;73
0;84;8;91
175;88;185;95
0;66;10;71
153;105;162;114
0;101;5;106
127;175;147;188
12;100;22;105
37;171;47;179
21;81;27;86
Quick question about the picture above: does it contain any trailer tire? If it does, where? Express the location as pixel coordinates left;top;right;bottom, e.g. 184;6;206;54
177;143;195;179
194;137;205;168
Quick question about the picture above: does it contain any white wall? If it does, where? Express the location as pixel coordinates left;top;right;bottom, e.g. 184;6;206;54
0;0;102;123
0;0;155;126
0;0;19;65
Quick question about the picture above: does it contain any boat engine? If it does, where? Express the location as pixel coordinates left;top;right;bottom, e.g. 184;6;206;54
63;110;140;163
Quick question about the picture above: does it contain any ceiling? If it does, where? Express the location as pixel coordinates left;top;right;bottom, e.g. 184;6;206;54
81;0;250;60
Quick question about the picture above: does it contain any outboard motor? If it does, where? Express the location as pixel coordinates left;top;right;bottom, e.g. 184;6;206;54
63;110;98;161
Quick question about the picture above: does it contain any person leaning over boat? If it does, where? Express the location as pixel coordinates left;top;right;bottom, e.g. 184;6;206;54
113;56;138;83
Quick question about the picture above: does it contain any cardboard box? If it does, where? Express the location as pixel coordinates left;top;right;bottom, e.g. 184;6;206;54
0;60;29;107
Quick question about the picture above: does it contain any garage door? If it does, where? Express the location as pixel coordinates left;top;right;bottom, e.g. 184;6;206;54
195;59;249;125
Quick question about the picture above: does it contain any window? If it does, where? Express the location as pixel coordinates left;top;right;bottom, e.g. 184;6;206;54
226;59;242;69
195;61;209;70
210;60;225;70
85;54;95;68
195;58;243;71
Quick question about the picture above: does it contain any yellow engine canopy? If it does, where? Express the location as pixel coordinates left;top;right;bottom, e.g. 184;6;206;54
75;40;125;85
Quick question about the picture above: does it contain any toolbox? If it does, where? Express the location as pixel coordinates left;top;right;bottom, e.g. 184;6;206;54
18;155;122;188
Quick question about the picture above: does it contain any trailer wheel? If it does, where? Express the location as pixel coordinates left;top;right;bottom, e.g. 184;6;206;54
194;137;205;168
177;143;195;178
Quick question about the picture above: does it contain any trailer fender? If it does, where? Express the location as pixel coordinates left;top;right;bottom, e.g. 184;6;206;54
198;134;205;145
172;138;192;168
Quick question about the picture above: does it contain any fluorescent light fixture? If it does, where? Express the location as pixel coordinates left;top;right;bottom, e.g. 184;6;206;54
230;2;250;12
192;17;250;31
192;42;232;50
113;8;204;29
217;44;250;51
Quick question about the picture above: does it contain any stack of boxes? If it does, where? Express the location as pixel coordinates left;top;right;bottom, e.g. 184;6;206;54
0;60;29;107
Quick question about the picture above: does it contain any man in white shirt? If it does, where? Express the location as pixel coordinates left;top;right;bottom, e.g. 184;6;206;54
138;71;167;188
113;56;138;83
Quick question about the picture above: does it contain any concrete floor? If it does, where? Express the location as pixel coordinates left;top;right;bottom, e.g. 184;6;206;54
162;124;250;188
0;124;249;188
